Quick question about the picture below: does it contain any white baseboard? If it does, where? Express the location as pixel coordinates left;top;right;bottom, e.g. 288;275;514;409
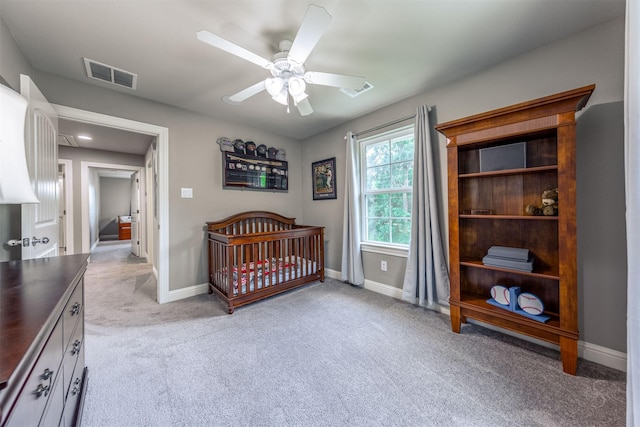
324;268;341;280
163;282;209;303
329;268;627;372
580;341;627;372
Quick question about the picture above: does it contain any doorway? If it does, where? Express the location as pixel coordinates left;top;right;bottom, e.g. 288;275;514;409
81;163;143;253
54;104;171;303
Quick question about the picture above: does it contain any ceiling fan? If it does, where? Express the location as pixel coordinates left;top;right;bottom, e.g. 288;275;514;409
196;4;366;116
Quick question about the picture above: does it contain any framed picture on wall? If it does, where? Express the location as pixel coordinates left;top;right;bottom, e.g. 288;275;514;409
312;157;337;200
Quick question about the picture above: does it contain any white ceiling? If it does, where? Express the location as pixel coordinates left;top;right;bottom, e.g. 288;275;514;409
0;0;626;151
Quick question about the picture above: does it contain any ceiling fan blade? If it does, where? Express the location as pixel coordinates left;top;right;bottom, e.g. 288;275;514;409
287;5;332;65
222;81;266;104
304;71;366;89
296;98;313;116
196;30;273;69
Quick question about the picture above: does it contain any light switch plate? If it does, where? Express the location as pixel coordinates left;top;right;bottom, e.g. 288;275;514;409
181;187;193;198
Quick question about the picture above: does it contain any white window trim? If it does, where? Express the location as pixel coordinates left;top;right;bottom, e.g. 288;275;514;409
361;242;409;258
360;124;414;248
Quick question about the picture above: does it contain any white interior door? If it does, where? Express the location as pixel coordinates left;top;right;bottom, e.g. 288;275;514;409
20;74;58;259
145;157;154;263
130;171;140;256
58;165;66;254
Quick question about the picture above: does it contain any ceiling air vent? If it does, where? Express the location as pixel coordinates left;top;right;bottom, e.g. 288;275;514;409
340;81;374;98
57;134;79;147
83;58;137;90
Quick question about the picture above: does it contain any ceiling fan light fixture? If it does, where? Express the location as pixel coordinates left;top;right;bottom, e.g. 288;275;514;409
265;77;285;97
272;88;289;106
288;77;306;97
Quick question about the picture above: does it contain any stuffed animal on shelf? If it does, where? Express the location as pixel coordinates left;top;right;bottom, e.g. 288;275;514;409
525;188;559;216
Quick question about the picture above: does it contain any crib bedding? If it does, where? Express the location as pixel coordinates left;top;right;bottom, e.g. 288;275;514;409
228;257;318;295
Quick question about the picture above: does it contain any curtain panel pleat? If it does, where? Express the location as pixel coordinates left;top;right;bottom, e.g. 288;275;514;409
626;0;639;423
341;131;365;286
402;105;450;307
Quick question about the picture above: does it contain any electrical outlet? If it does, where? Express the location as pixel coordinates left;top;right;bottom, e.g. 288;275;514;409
380;260;387;271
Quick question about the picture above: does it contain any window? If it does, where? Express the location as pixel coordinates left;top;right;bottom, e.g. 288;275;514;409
361;126;414;246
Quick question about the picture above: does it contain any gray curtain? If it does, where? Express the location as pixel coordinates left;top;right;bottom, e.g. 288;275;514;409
341;131;365;286
627;0;639;423
402;105;450;307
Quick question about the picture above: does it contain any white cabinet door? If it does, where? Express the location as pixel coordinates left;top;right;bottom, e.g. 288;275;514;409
20;74;58;259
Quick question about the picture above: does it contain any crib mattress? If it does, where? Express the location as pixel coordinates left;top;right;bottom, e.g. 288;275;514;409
228;257;317;295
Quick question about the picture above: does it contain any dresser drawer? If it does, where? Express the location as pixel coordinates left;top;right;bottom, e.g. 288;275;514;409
62;312;83;400
5;319;63;427
61;350;85;427
38;369;65;427
62;281;83;350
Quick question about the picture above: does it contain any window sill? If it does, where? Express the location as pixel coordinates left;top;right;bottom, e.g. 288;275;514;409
360;242;409;258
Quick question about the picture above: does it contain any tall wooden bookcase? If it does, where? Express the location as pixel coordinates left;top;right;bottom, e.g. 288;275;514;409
435;85;595;375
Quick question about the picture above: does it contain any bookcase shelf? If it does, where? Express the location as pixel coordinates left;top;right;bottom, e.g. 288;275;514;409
459;214;558;220
436;84;595;375
460;260;560;280
459;165;558;179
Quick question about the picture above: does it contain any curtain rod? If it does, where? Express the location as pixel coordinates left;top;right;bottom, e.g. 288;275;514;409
353;106;432;138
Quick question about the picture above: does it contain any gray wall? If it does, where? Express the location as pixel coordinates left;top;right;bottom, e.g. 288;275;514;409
576;101;627;353
99;177;131;238
301;17;626;352
0;204;21;262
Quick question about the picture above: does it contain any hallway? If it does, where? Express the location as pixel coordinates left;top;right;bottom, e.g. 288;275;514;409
83;240;222;326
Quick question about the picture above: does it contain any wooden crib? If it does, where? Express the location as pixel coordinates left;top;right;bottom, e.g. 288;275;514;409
206;211;325;314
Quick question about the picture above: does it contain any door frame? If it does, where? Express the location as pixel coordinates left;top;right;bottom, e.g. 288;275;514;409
58;158;74;254
53;104;171;304
81;162;144;252
129;170;142;257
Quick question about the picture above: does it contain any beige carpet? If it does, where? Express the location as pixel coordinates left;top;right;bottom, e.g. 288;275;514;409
80;241;626;426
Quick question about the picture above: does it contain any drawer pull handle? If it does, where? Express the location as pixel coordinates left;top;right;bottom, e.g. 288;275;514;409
34;383;50;398
71;378;82;396
41;368;53;380
70;302;81;316
71;340;82;355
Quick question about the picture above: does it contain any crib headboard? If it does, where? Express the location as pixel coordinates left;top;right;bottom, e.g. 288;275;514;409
206;211;297;236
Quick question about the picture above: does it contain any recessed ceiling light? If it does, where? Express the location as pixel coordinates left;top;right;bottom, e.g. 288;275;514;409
77;135;93;141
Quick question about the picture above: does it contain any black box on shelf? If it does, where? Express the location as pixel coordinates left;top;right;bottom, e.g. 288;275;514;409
479;141;526;172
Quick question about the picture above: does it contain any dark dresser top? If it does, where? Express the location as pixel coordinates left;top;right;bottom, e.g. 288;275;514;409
0;254;89;390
